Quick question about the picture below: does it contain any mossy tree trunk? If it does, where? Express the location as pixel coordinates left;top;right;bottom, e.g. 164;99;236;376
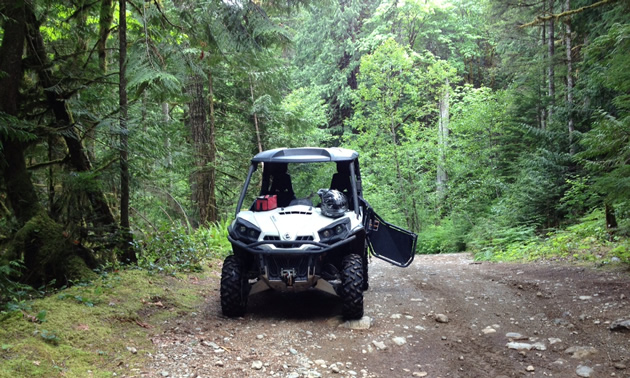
24;6;118;233
0;0;97;286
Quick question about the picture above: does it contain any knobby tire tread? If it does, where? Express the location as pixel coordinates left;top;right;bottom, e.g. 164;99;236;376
220;255;247;317
341;254;364;320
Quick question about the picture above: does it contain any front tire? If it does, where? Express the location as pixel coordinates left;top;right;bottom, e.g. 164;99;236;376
341;254;364;319
220;255;248;317
362;253;369;291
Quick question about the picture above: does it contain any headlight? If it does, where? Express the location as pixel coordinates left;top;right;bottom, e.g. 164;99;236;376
231;219;261;243
318;218;350;244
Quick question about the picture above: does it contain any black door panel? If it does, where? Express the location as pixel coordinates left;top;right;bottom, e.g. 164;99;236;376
366;210;416;267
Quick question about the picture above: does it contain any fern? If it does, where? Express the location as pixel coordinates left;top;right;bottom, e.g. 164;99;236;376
0;113;37;143
126;62;182;98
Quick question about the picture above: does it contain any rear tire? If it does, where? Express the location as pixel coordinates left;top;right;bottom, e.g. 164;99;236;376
220;255;248;317
341;254;364;319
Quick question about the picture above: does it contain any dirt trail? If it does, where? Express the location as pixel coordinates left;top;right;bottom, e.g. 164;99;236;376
146;254;630;377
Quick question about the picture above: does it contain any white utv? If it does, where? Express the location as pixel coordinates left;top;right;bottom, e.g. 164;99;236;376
221;147;417;319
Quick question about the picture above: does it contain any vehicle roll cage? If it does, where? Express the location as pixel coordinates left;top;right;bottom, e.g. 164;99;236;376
234;147;363;217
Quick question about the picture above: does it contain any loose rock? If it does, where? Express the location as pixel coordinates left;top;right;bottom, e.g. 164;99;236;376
609;319;630;332
576;365;594;377
372;340;387;350
392;336;406;346
343;316;372;330
482;326;496;335
436;314;449;323
505;332;525;340
565;346;598;359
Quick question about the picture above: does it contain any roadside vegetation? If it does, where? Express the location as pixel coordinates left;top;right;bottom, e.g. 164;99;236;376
0;222;229;377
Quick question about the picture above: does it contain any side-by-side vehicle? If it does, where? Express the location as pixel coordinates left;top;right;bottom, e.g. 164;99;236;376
221;147;417;319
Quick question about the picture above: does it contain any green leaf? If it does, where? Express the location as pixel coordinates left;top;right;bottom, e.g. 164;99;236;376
36;310;47;323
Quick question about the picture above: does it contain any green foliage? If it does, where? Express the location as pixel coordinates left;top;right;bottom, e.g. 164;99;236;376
35;310;47;323
348;38;456;232
610;241;630;263
2;0;630;291
0;113;36;144
56;293;97;307
473;209;629;263
0;266;211;377
135;222;231;274
416;218;467;254
0;261;39;312
37;329;60;345
559;176;600;220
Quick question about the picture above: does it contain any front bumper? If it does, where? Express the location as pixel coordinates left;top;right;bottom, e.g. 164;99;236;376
229;234;358;293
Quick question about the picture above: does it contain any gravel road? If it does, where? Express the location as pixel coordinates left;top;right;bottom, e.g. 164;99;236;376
146;254;630;377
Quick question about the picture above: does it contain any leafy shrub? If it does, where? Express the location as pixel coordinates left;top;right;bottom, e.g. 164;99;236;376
0;260;39;312
135;220;231;274
610;241;630;263
416;218;467;254
472;208;629;263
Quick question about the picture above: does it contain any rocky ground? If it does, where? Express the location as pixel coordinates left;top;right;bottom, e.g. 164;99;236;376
144;254;630;377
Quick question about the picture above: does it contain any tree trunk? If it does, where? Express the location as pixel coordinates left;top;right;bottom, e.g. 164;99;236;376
207;71;218;223
0;0;42;225
437;79;450;203
605;203;617;241
547;0;555;122
540;22;547;129
188;75;213;225
564;0;575;155
98;0;115;71
390;120;411;229
1;0;96;285
249;75;264;154
24;6;118;230
119;0;136;263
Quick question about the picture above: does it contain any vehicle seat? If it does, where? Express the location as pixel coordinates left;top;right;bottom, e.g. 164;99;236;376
270;172;296;207
330;170;354;210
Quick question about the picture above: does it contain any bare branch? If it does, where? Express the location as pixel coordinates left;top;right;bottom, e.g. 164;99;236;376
520;0;620;28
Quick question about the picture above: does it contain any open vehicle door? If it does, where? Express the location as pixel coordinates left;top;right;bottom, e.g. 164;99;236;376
365;208;417;267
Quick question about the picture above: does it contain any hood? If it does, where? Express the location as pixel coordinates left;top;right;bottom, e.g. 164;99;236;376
237;205;337;241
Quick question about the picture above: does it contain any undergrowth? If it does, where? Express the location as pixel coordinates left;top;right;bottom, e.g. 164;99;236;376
472;209;630;264
0;220;228;377
134;220;231;274
0;266;215;377
0;221;227;377
1;221;230;314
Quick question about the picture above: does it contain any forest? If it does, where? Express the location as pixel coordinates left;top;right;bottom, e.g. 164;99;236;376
1;0;629;303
